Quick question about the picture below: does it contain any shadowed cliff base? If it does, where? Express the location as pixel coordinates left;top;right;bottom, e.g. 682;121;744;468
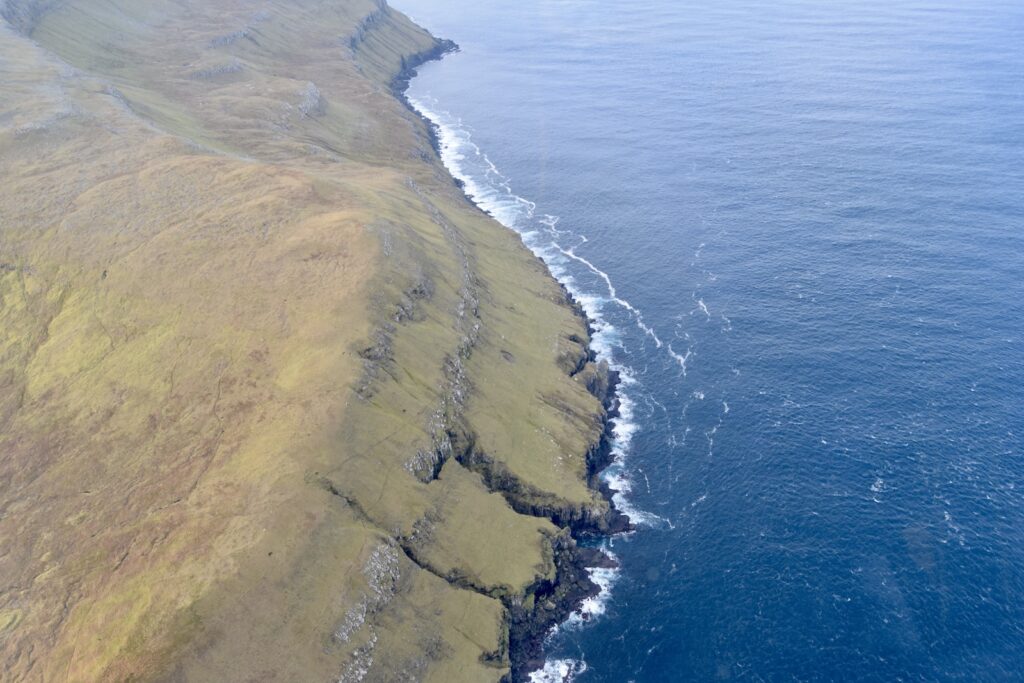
0;0;621;681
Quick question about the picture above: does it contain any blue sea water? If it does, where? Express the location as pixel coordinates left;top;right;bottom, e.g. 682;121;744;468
397;0;1024;680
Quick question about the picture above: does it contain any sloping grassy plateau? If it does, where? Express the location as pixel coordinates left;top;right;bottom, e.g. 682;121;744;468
0;0;613;680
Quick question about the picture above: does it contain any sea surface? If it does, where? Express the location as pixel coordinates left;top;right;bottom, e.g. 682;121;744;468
397;1;1024;680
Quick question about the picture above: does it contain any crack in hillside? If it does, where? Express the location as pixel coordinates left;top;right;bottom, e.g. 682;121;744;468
394;538;503;602
398;178;483;483
313;473;375;527
346;0;387;54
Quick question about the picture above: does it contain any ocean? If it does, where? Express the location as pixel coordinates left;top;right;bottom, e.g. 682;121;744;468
397;0;1024;680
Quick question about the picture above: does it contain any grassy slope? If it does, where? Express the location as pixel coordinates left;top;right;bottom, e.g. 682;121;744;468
0;1;609;680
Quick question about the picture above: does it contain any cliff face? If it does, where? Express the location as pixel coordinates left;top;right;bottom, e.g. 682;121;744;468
0;1;611;681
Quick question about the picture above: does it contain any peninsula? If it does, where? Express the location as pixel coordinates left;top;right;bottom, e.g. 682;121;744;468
0;0;619;680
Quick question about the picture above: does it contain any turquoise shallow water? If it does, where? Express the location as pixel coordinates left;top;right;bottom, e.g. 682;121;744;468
399;1;1024;680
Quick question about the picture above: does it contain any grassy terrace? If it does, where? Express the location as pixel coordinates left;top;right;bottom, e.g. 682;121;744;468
0;0;610;680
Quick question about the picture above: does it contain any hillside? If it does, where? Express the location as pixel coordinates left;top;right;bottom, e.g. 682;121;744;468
0;0;614;680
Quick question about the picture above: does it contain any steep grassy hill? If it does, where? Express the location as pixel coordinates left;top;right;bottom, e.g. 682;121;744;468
0;0;613;680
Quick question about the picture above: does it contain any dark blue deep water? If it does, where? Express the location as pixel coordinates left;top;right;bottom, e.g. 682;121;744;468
398;1;1024;680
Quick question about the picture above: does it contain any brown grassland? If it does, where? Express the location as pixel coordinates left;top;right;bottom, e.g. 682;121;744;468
0;0;612;680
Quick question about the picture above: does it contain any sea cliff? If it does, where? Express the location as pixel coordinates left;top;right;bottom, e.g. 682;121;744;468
0;0;619;680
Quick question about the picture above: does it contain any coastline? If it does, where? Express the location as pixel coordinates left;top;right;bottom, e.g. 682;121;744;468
0;0;633;678
396;40;633;681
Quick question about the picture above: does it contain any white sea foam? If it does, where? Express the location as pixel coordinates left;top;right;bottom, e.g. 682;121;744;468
540;213;568;236
667;342;692;376
706;423;719;457
696;298;711;318
556;244;664;348
530;545;619;678
563;547;620;626
600;391;669;528
528;658;588;683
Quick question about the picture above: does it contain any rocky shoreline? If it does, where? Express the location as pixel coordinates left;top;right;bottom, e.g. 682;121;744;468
506;314;631;682
396;40;633;683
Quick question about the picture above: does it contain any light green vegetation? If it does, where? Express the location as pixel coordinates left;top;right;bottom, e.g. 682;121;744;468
0;0;610;680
